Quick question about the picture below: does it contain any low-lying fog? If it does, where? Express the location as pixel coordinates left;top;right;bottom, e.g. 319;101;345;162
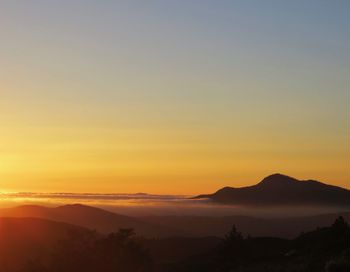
0;192;348;217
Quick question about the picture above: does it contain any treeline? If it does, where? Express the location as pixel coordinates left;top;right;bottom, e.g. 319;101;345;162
164;217;350;272
16;217;350;272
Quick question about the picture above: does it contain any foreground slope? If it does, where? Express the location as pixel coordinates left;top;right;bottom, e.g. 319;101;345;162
0;217;89;270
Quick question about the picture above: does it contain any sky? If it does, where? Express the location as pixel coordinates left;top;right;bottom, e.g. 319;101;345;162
0;0;349;194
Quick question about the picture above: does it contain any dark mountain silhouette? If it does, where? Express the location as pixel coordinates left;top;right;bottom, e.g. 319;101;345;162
195;173;350;206
0;204;181;238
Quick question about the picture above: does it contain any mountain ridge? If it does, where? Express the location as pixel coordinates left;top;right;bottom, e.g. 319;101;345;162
195;173;350;206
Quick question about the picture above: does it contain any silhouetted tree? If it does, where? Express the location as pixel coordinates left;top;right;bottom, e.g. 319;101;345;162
332;216;349;231
216;225;249;271
224;225;244;243
93;228;152;272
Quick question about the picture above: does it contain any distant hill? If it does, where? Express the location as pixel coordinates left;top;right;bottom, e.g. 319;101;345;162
3;203;350;239
195;174;350;206
0;204;181;237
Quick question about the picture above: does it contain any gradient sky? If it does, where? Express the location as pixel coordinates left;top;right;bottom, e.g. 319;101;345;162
0;0;349;194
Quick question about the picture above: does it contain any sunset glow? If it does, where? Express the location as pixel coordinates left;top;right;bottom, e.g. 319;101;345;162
1;1;349;194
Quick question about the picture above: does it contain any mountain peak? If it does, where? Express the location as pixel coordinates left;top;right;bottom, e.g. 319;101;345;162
258;174;298;186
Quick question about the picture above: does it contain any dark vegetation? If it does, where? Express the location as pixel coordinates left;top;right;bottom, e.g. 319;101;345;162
163;217;350;272
3;217;348;272
19;228;153;272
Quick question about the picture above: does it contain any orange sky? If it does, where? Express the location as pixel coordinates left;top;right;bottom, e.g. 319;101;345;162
0;1;349;194
0;115;349;194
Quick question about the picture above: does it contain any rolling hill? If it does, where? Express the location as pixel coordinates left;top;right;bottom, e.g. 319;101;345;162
2;202;350;239
0;204;180;237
